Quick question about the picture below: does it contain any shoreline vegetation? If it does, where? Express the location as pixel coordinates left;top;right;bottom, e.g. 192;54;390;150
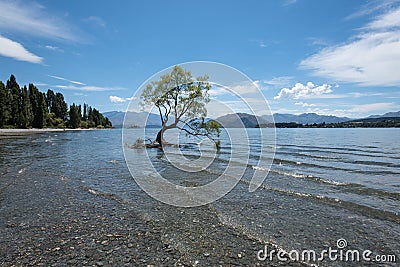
0;75;112;130
256;117;400;128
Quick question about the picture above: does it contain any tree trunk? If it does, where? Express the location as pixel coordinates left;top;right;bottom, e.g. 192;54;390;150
156;129;163;147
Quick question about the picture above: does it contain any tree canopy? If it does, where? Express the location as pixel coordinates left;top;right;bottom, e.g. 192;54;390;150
0;75;112;129
141;65;220;148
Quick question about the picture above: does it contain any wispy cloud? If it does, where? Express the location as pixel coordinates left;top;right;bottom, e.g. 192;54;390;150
274;82;333;100
209;87;230;97
83;16;106;28
264;76;293;87
348;102;397;114
282;0;297;7
307;37;329;46
0;1;79;41
55;84;126;92
45;45;64;52
259;41;267;48
47;74;126;91
109;95;136;103
0;35;42;63
300;5;400;87
345;0;400;20
49;75;85;85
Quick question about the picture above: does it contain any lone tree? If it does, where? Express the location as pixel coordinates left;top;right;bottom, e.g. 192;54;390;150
141;65;220;148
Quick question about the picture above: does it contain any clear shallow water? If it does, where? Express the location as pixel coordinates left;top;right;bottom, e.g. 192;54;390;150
1;128;399;265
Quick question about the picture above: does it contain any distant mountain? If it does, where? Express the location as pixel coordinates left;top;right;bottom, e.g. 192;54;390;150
215;112;349;127
104;110;399;128
216;113;267;128
271;113;350;124
103;111;161;128
368;111;400;119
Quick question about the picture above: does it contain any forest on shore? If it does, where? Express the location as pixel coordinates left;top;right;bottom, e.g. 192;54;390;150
0;75;112;129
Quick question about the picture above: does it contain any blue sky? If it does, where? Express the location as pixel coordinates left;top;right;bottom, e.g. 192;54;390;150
0;0;399;118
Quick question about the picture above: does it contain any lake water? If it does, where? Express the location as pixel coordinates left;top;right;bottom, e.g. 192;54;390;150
1;128;399;265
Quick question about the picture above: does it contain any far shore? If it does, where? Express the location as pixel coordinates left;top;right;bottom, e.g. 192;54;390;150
0;128;110;138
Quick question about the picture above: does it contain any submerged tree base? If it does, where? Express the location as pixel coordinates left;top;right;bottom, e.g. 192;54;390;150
129;137;174;149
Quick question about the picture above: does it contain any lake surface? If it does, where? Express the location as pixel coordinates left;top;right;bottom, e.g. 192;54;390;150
1;128;399;265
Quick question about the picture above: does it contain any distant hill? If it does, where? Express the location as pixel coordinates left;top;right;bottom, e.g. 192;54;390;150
368;111;400;119
346;116;400;124
103;111;161;128
104;110;400;128
215;113;267;128
270;113;350;124
215;112;349;128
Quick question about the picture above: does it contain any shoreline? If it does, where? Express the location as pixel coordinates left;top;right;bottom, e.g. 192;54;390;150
0;128;111;138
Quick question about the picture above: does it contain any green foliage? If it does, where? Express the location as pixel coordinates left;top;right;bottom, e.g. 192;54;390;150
7;75;21;126
0;75;112;129
69;103;81;129
47;112;65;128
29;84;47;128
0;81;11;127
46;89;68;121
80;120;88;128
20;86;32;128
141;65;219;146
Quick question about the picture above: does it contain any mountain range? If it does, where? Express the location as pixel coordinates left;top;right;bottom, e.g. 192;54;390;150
367;111;400;119
103;110;400;128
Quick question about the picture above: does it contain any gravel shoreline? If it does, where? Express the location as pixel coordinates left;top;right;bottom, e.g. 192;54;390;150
0;168;188;266
0;163;307;266
0;128;105;138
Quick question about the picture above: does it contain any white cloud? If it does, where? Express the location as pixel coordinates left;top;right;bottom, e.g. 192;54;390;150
295;102;317;107
0;1;78;41
109;96;136;103
0;35;42;63
366;8;400;30
259;41;267;48
274;82;332;100
300;6;400;87
109;96;126;103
